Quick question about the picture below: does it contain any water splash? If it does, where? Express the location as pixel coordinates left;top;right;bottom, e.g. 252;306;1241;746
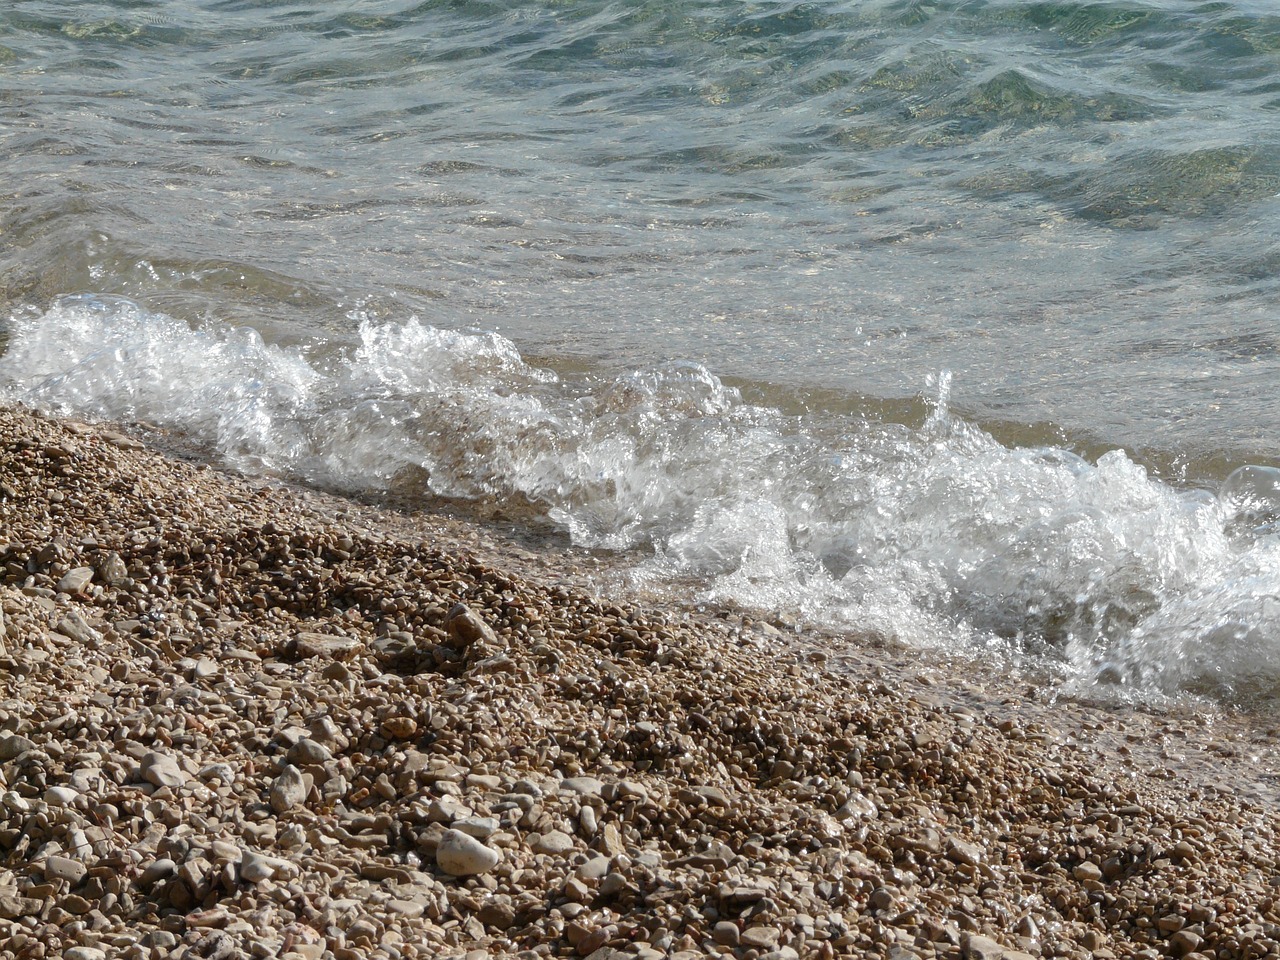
5;295;1280;704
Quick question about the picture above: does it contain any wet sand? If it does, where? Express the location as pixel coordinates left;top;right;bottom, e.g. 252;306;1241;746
0;403;1278;960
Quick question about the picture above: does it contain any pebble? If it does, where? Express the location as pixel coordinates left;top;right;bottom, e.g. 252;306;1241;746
380;716;417;739
55;567;94;595
140;751;186;788
741;927;780;950
0;735;35;761
560;777;605;796
286;739;333;765
43;786;78;807
139;859;177;886
444;603;499;649
712;921;740;946
44;855;87;884
531;830;575;855
452;816;500;840
0;405;1273;960
1072;862;1103;883
270;765;308;813
436;829;501;876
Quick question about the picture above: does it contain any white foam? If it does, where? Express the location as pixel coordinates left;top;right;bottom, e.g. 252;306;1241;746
5;294;1279;702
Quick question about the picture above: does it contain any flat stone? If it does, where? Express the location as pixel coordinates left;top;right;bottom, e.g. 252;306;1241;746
560;777;605;796
44;855;87;884
452;816;500;840
141;751;186;788
286;739;332;765
55;567;94;595
0;735;35;762
63;948;105;960
294;632;362;660
43;786;78;807
54;612;100;645
531;830;575;856
436;829;501;876
741;927;780;950
139;859;177;886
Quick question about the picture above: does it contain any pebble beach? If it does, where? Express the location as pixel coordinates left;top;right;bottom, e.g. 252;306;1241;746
2;402;1280;960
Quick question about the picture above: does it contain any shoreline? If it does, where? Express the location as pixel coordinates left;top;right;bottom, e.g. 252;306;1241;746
0;403;1278;960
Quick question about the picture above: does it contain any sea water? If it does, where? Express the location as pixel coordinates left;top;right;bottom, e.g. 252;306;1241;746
3;0;1280;704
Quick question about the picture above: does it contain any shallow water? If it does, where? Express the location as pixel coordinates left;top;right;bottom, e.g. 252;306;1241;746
4;1;1280;703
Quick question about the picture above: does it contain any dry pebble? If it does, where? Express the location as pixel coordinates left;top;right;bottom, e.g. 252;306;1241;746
0;404;1279;960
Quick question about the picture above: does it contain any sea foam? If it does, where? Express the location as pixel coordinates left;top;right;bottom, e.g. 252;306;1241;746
5;295;1279;703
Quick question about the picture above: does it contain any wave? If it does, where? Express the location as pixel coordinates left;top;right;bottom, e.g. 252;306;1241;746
5;294;1280;704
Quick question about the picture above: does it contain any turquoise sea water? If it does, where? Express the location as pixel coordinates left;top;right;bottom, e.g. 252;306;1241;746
5;0;1280;703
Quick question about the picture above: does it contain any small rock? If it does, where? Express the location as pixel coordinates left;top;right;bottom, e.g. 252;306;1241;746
0;892;41;919
1157;914;1186;933
269;765;308;813
947;838;983;867
531;830;575;856
445;603;500;649
576;855;611;880
560;776;606;796
837;793;878;820
141;751;186;788
1072;861;1103;883
96;552;128;585
239;850;296;883
597;822;625;857
614;780;648;802
452;816;499;840
712;921;740;947
0;736;35;762
436;829;501;876
43;786;79;807
55;567;94;595
740;927;780;950
54;612;101;645
868;887;896;912
139;859;177;886
380;716;417;739
286;739;332;766
1170;930;1204;957
294;632;362;660
44;855;87;884
198;763;235;784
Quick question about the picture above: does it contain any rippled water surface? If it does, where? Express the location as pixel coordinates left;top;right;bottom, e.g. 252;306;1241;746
5;0;1280;702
